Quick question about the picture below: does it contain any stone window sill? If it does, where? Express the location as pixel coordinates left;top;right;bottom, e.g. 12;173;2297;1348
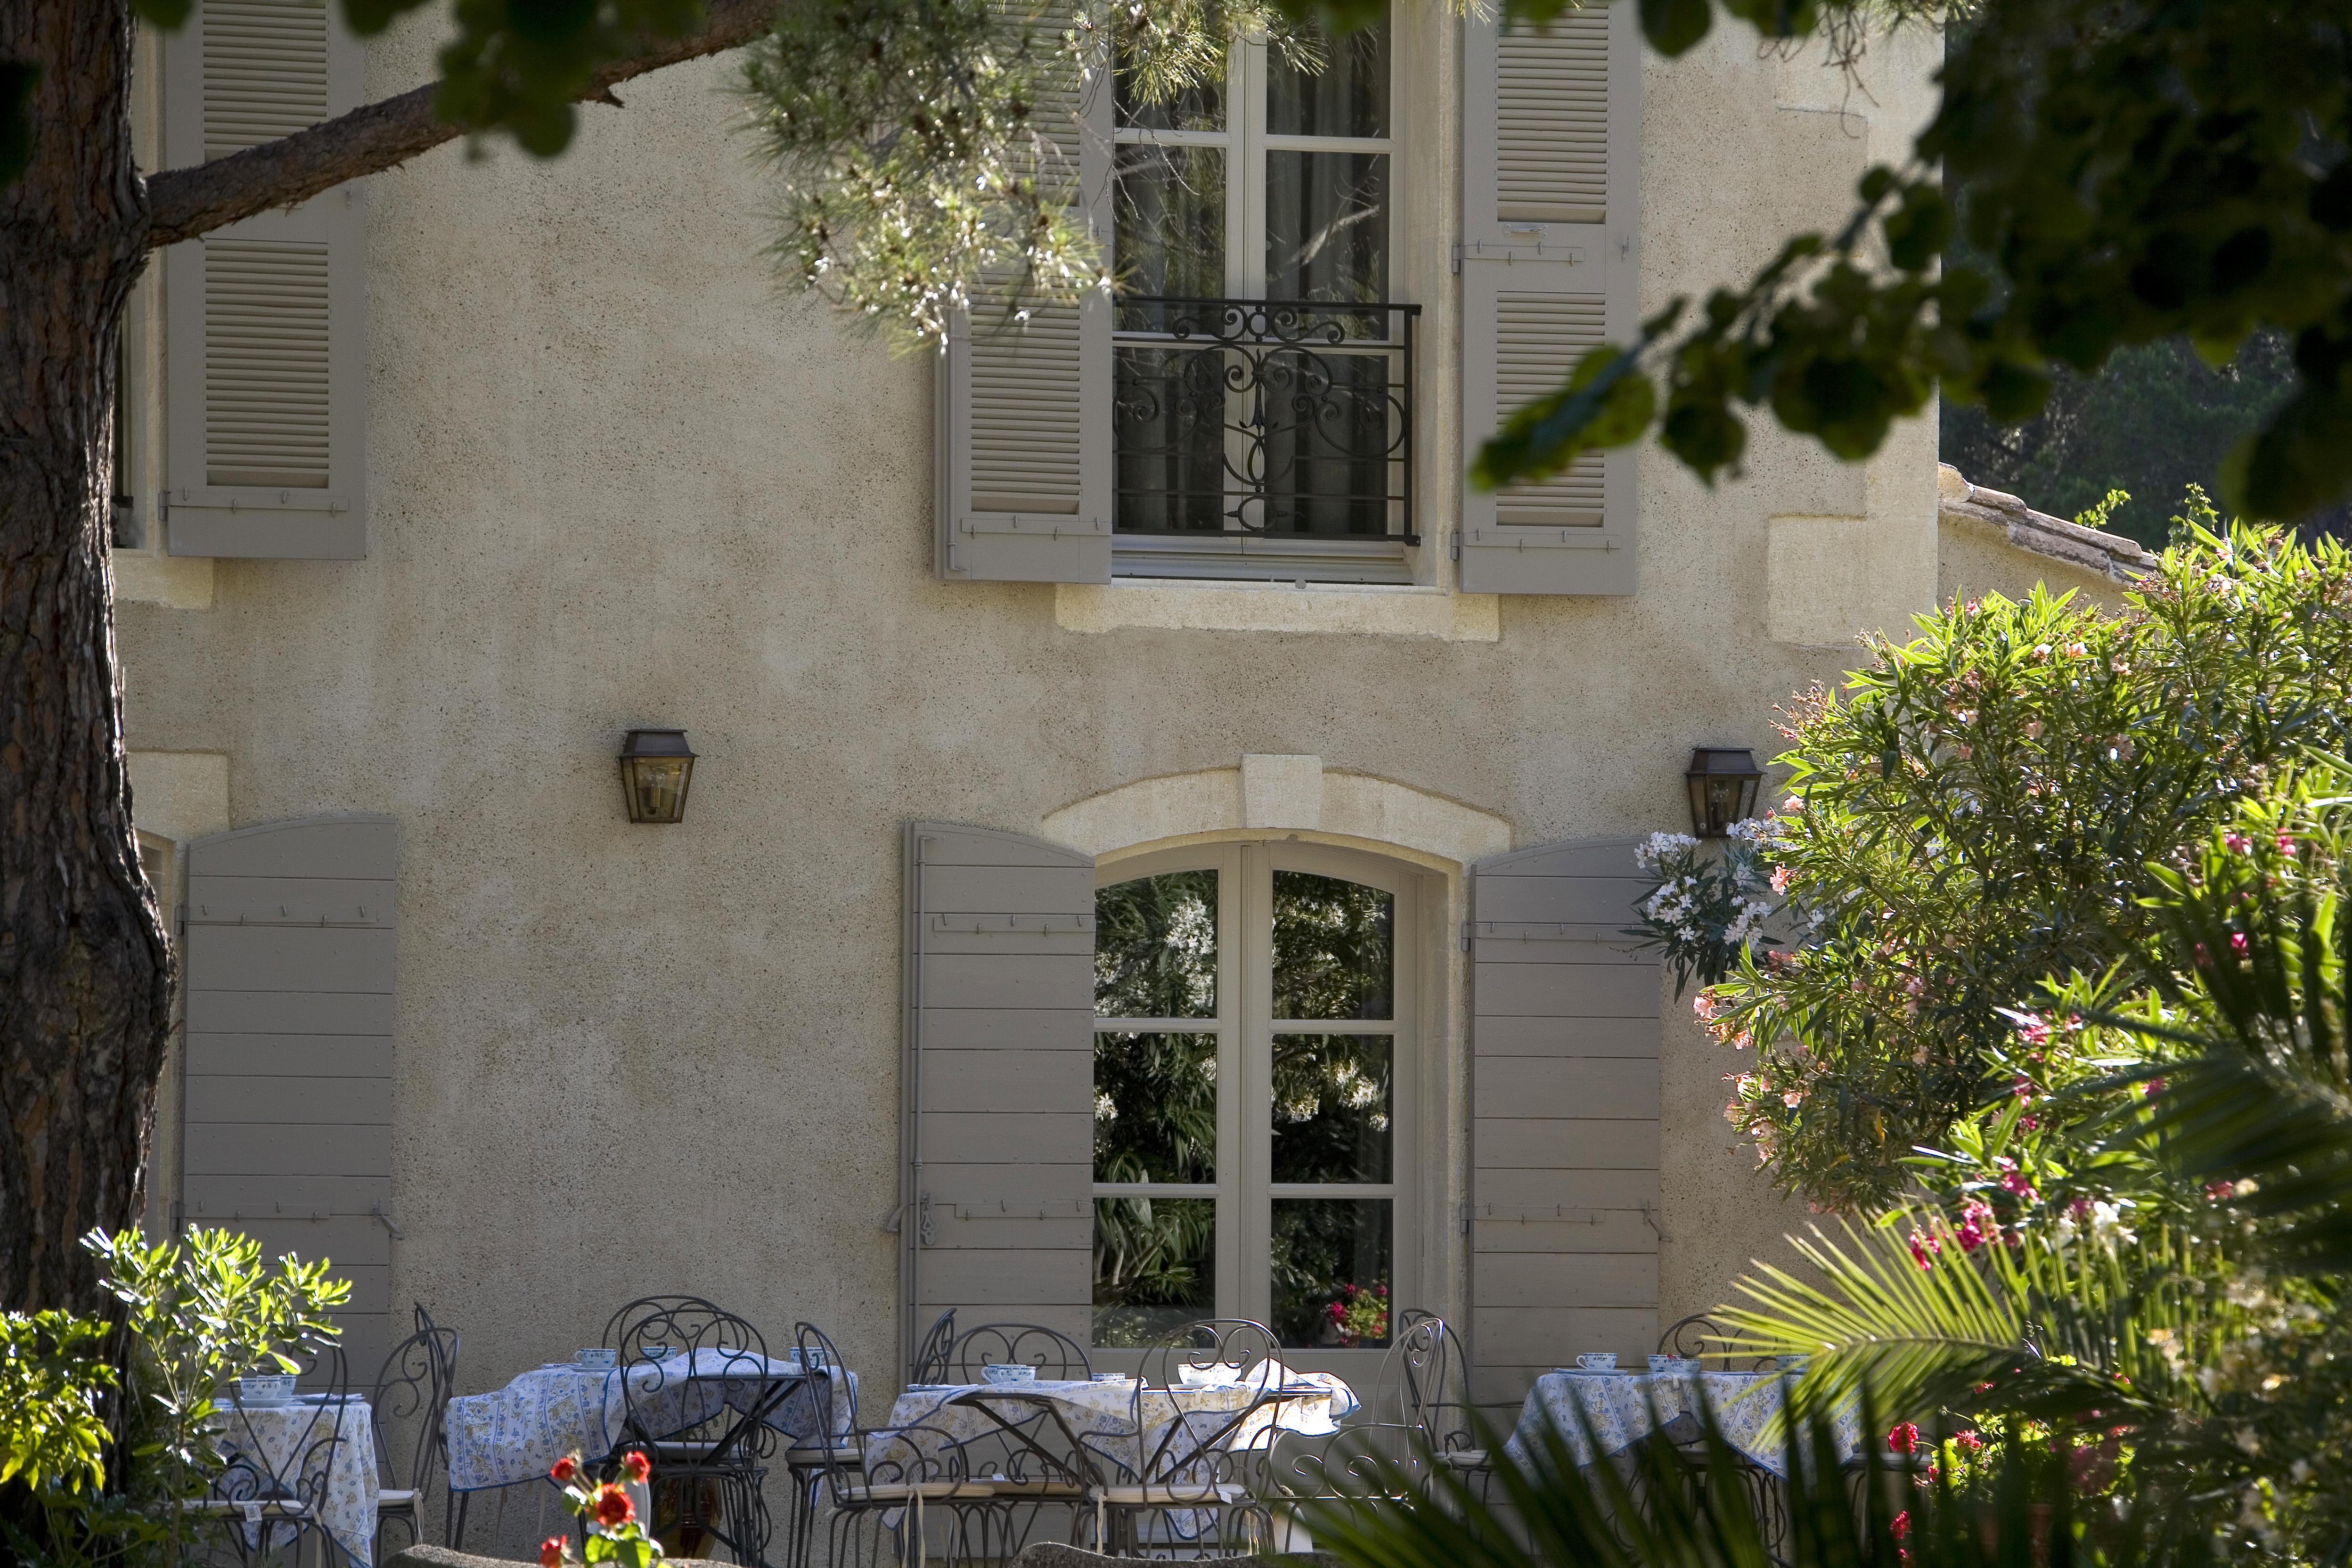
1055;579;1500;640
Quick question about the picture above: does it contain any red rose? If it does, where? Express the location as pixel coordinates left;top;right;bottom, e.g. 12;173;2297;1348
622;1451;652;1483
550;1456;579;1484
593;1484;635;1529
540;1538;566;1568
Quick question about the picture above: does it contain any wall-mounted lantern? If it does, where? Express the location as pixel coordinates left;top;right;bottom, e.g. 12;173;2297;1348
1685;746;1763;839
619;729;696;824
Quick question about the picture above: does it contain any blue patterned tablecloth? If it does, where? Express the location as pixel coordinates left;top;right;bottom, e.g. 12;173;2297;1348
213;1395;379;1565
447;1350;856;1492
1504;1370;1859;1479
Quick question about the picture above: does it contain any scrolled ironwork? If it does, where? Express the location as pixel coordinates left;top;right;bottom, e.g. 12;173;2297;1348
1113;296;1418;543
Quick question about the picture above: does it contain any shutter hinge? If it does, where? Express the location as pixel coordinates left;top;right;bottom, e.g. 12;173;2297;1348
369;1201;403;1241
1448;533;1461;563
1458;1200;1473;1236
1450;242;1462;275
1642;1201;1669;1244
1460;919;1474;952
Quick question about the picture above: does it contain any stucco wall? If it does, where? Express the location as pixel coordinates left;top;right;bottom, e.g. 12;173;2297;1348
114;4;1960;1511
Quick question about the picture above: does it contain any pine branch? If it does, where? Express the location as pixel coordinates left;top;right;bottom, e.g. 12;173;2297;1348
141;0;781;251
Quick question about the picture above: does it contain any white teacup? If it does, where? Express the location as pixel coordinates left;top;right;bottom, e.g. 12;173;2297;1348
980;1362;1037;1385
1576;1352;1618;1372
1649;1354;1698;1375
577;1348;618;1371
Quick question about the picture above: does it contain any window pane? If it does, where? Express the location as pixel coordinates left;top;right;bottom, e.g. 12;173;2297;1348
1271;1199;1391;1348
1118;42;1224;131
1255;348;1399;536
1116;144;1225;301
1271;1034;1391;1182
1267;19;1389;139
1096;1031;1218;1183
1096;871;1218;1018
1095;1195;1216;1348
1266;150;1388;308
1115;345;1230;533
1271;871;1393;1020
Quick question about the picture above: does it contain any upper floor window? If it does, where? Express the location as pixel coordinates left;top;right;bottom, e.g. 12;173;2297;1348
1110;16;1418;582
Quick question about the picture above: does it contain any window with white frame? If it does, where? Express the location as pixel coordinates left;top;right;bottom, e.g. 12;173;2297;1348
1110;13;1417;581
1091;842;1414;1350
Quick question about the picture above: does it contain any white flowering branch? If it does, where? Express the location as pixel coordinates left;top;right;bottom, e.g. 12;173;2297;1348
1630;821;1782;995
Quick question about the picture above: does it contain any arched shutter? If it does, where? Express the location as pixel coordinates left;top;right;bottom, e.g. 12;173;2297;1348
182;815;397;1376
1466;836;1660;1411
901;823;1097;1369
934;15;1113;582
1458;0;1641;594
161;0;368;559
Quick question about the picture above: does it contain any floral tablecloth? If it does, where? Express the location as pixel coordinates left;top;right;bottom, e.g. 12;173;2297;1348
213;1395;380;1566
447;1350;856;1492
1504;1370;1860;1479
872;1369;1356;1484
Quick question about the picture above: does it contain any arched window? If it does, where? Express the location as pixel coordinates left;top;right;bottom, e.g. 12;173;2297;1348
1091;842;1417;1351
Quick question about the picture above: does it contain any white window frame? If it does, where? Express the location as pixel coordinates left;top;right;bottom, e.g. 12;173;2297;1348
1091;839;1421;1368
1108;23;1411;584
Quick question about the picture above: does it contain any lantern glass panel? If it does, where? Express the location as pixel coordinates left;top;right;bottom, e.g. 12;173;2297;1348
621;756;694;824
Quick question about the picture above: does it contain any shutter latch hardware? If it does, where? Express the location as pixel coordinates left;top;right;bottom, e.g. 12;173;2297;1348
369;1201;403;1240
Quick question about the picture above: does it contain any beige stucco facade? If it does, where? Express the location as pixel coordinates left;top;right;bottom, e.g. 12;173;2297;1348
104;9;2142;1542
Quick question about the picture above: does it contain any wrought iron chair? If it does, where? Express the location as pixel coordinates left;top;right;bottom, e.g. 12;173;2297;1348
604;1296;785;1565
938;1322;1091;1383
784;1321;872;1568
797;1330;998;1568
194;1338;353;1568
910;1309;957;1386
1388;1310;1492;1503
1090;1320;1295;1558
1656;1314;1787;1562
370;1302;462;1553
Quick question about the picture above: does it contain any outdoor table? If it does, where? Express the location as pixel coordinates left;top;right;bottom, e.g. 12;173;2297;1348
446;1349;857;1494
872;1371;1356;1484
1504;1368;1861;1479
212;1392;381;1567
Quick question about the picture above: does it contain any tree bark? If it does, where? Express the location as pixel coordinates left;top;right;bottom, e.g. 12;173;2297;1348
0;0;171;1314
0;0;777;1315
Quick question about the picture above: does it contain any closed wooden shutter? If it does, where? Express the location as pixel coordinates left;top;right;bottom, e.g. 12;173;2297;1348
901;823;1097;1370
182;815;396;1377
934;11;1113;582
162;0;368;560
1466;836;1660;1412
1459;0;1641;594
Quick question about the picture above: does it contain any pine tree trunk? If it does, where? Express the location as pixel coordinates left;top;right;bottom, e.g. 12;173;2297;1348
0;0;174;1314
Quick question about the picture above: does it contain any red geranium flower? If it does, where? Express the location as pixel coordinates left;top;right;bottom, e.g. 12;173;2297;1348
593;1484;635;1528
540;1538;566;1568
622;1451;652;1483
1887;1422;1920;1455
550;1456;579;1484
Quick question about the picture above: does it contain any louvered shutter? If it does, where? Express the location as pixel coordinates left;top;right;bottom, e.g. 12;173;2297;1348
182;815;397;1378
1466;836;1660;1412
934;15;1113;582
1459;0;1641;594
901;823;1097;1369
162;0;368;560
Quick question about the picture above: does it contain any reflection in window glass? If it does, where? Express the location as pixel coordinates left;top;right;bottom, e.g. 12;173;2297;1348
1118;42;1225;132
1096;1031;1218;1183
1095;1195;1216;1348
1271;1198;1392;1348
1266;150;1388;309
1267;19;1388;138
1096;871;1218;1018
1115;145;1226;302
1271;872;1392;1020
1271;1034;1391;1182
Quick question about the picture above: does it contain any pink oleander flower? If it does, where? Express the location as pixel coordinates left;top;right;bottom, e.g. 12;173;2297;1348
1908;1231;1939;1269
1957;1201;1994;1253
2225;832;2252;853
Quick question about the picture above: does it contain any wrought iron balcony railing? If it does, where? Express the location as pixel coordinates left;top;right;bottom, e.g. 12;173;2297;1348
1111;297;1420;547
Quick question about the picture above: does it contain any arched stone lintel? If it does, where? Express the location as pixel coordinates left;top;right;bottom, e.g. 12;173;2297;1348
1042;761;1513;870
